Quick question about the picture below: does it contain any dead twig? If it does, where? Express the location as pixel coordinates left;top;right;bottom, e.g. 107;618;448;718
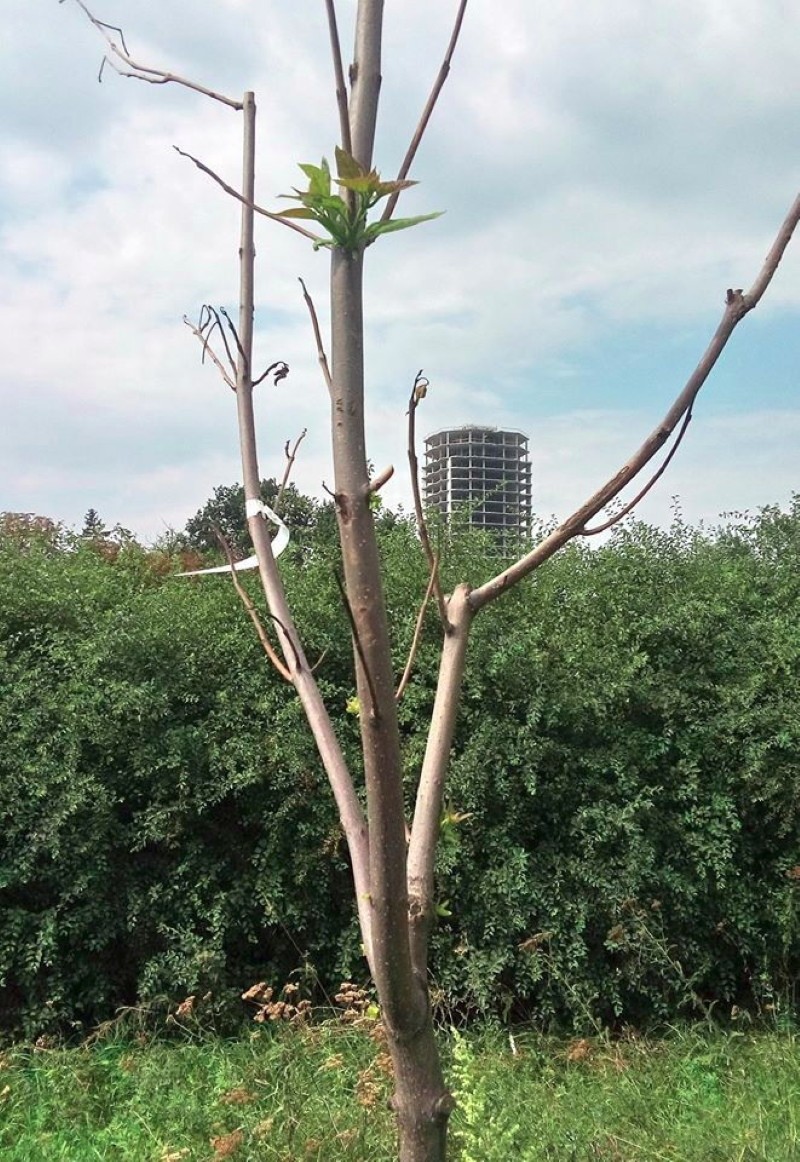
252;361;290;389
63;0;242;109
380;0;469;222
183;310;236;390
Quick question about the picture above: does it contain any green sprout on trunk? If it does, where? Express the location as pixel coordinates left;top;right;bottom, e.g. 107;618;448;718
276;147;442;252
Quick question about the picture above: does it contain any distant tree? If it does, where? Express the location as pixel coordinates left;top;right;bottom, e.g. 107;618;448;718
81;509;107;540
184;479;333;558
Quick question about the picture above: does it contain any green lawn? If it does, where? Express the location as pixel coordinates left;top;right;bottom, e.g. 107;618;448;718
0;1024;797;1160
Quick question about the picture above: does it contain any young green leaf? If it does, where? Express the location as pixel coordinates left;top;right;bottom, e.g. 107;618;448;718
363;212;444;245
334;146;365;180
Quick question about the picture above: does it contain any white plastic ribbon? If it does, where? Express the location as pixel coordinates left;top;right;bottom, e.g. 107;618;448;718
178;500;290;576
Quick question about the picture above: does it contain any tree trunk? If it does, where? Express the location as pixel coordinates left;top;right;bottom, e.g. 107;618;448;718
329;244;453;1158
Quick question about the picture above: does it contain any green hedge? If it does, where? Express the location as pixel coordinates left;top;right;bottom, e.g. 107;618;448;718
0;503;798;1038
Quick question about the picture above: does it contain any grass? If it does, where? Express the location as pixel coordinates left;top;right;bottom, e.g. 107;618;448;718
0;1022;797;1160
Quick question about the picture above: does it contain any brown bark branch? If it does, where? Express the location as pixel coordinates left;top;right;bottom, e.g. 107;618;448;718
64;0;243;109
324;0;353;157
229;92;374;971
173;147;325;244
408;373;448;628
380;0;469;223
580;405;694;536
213;526;292;681
406;585;472;977
396;552;439;703
469;191;800;612
299;278;334;394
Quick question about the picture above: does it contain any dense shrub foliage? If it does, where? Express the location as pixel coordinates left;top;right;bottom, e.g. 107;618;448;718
1;501;798;1038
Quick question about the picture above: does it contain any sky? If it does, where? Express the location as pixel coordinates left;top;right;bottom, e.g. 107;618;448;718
2;0;799;543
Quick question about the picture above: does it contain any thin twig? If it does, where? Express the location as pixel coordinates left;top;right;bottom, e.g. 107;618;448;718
183;314;236;390
396;553;439;702
204;305;238;379
407;371;448;628
381;0;469;222
213;526;292;681
64;0;243;109
334;569;381;720
219;307;246;367
275;429;308;512
173;147;325;243
252;360;290;388
299;278;334;394
580;406;694;536
324;0;353;157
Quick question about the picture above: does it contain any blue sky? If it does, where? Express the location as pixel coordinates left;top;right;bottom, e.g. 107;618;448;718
2;0;798;541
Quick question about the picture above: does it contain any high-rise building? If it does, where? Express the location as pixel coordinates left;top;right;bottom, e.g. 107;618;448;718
423;426;532;542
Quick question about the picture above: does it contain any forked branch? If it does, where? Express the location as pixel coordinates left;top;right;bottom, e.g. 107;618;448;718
63;0;243;109
469;191;800;611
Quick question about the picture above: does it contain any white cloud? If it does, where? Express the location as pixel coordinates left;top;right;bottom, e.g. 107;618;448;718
2;0;798;541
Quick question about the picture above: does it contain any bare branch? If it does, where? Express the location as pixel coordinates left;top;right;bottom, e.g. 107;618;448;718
396;552;439;702
203;305;238;379
213;526;293;681
275;428;308;512
407;372;448;628
183;312;236;390
380;0;469;222
334;568;382;720
299;278;334;394
63;0;243;109
469;191;800;612
173;147;325;243
324;0;353;157
580;406;694;536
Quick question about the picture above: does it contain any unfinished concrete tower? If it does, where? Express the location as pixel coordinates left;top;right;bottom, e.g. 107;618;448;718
423;426;532;543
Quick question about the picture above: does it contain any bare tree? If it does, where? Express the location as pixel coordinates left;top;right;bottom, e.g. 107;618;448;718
64;2;799;1158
